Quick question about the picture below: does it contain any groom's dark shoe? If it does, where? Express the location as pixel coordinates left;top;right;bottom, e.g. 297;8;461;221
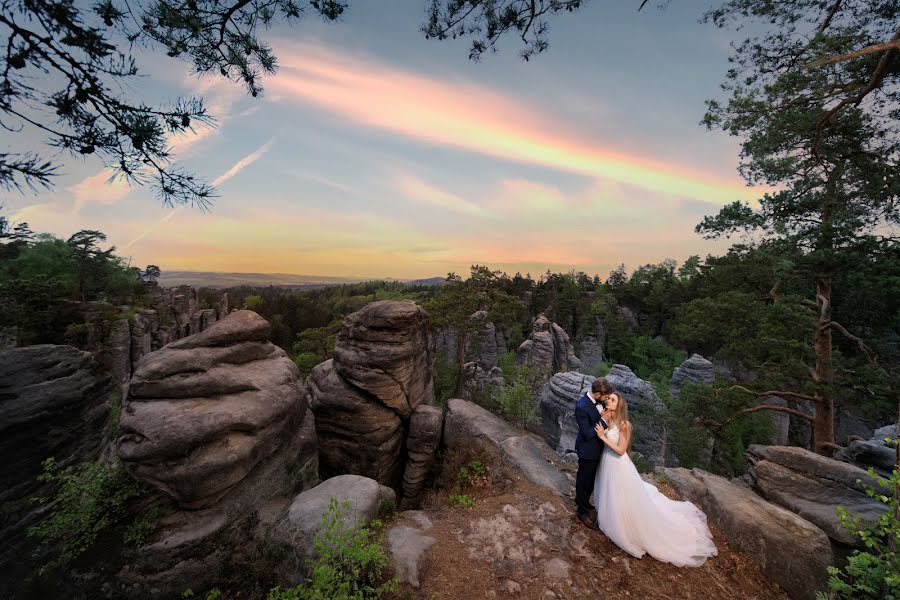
577;513;598;530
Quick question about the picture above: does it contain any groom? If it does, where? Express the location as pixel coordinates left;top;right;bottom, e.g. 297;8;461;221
574;377;613;529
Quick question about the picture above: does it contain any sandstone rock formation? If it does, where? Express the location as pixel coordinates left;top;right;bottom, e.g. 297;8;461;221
444;398;569;495
308;300;435;488
604;364;666;465
401;405;444;509
118;310;317;510
307;359;404;485
836;423;898;477
578;316;607;374
332;300;434;419
517;314;581;373
539;371;593;454
747;445;891;547
670;353;714;399
387;515;437;588
665;467;832;600
0;345;111;599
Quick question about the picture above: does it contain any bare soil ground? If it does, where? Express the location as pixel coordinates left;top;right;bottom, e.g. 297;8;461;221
387;449;789;600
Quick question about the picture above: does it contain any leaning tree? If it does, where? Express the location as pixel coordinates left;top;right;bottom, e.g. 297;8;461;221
700;0;900;455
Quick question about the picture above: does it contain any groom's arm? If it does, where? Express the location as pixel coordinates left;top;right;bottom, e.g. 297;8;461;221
575;404;596;445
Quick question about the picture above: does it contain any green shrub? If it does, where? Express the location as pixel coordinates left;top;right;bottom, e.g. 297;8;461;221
593;361;611;378
448;494;475;508
27;458;143;565
123;506;162;546
293;352;320;378
109;389;122;439
498;380;536;427
433;350;456;408
267;498;397;600
816;466;899;600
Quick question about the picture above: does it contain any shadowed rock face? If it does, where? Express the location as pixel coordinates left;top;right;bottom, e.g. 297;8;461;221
401;405;444;509
333;300;435;418
605;364;665;465
307;359;404;485
540;372;593;454
0;345;110;599
118;310;315;510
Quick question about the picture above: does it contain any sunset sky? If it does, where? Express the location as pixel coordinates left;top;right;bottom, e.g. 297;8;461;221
3;1;764;280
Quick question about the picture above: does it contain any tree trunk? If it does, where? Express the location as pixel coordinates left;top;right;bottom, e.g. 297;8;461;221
454;331;468;397
813;275;835;455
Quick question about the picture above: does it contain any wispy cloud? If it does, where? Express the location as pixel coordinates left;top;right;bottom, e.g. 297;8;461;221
125;137;276;249
286;169;354;194
212;137;276;187
268;42;763;205
68;169;132;212
394;174;496;218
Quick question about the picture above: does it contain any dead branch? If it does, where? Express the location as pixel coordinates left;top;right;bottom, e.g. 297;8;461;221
807;38;900;68
828;320;880;366
727;384;819;403
816;1;843;36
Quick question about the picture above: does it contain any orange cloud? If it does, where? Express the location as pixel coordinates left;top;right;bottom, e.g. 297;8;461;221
268;42;761;205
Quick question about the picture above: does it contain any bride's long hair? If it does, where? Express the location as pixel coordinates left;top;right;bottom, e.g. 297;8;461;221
608;392;633;456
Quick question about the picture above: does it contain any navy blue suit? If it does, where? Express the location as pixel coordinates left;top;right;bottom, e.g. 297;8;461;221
574;393;604;517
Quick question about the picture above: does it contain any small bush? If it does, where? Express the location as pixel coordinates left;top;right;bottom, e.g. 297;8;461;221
816;466;899;600
498;380;536;428
27;458;143;565
267;498;397;600
448;494;475;508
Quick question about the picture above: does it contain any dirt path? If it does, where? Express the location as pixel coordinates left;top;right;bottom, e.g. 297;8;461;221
389;460;789;600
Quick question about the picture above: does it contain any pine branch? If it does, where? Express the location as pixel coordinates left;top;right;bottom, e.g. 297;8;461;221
726;384;819;404
828;320;879;366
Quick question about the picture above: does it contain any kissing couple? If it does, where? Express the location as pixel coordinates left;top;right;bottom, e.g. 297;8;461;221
573;378;719;567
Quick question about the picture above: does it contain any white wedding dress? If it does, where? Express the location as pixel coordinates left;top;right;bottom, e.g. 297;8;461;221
594;425;718;567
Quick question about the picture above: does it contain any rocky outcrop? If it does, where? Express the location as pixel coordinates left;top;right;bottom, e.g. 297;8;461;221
445;398;569;495
118;310;317;510
517;314;581;373
604;364;665;465
387;515;436;588
0;345;111;600
307;360;404;485
462;361;505;402
269;475;396;568
332;300;434;419
309;300;435;488
578;317;607;375
670;353;714;399
434;310;507;372
539;371;593;454
665;468;832;600
747;445;891;547
836;423;898;477
401;405;444;509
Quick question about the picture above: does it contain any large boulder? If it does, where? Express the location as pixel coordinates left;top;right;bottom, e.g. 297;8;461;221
665;468;832;600
332;300;434;418
0;345;111;600
470;310;501;371
269;475;396;570
604;364;666;465
517;314;581;374
118;310;317;510
445;399;569;495
670;354;714;400
747;445;891;547
401;405;444;509
539;371;593;454
835;423;897;477
578;317;607;375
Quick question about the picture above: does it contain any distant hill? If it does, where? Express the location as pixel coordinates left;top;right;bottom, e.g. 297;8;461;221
157;271;446;289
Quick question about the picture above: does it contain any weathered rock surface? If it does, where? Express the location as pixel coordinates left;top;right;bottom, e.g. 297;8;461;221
332;300;434;418
445;399;569;495
578;317;607;375
269;475;396;564
539;371;593;454
118;310;316;510
604;364;665;465
401;405;444;509
835;423;897;477
0;345;111;599
307;359;404;485
664;467;832;600
670;353;714;399
747;445;891;546
517;314;581;373
387;525;436;588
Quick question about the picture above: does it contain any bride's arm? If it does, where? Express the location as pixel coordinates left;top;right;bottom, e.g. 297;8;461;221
595;424;630;456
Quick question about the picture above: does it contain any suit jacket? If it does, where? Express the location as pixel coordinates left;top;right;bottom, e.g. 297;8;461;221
574;393;604;461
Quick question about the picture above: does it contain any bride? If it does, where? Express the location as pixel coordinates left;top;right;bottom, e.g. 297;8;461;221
592;392;718;567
